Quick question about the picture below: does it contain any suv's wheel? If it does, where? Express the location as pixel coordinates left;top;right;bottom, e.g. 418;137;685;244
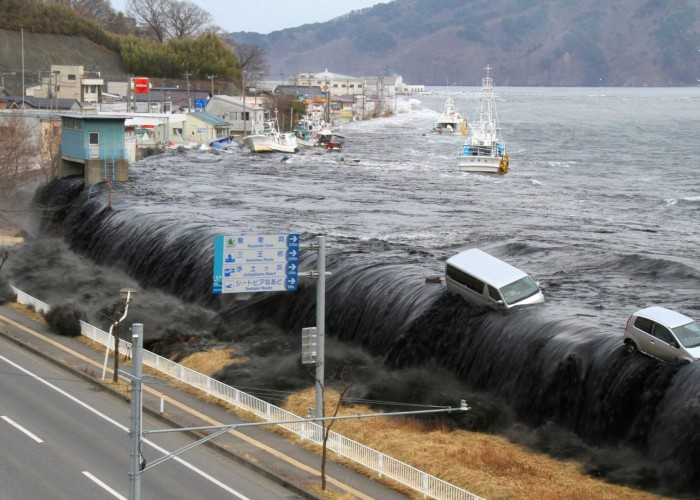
625;341;637;354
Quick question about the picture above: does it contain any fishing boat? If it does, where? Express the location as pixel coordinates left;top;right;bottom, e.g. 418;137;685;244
297;126;344;150
458;65;509;174
242;113;299;154
434;96;467;135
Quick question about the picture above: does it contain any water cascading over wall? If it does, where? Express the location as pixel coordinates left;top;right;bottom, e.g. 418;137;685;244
35;178;700;494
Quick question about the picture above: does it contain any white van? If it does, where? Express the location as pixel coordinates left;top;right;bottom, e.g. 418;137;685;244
445;248;545;310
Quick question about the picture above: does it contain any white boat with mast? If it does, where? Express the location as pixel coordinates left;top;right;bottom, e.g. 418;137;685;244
458;65;509;174
434;95;467;135
242;110;299;154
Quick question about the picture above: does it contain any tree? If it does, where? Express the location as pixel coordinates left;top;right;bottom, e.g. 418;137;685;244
126;0;168;41
266;94;306;132
61;0;114;24
320;385;351;491
166;0;216;40
38;120;62;185
127;0;215;42
0;115;38;192
229;42;268;82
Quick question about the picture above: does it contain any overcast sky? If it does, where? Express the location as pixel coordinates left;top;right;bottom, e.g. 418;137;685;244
109;0;393;34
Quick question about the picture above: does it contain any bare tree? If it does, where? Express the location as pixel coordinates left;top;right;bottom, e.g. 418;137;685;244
166;0;216;40
65;0;114;24
0;115;38;192
0;246;9;273
38;120;62;185
126;0;169;41
230;42;268;78
128;0;215;41
320;384;351;491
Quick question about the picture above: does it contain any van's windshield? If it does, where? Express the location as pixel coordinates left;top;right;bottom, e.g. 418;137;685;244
501;276;541;305
672;322;700;348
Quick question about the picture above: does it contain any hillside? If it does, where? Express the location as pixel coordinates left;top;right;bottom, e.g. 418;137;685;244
229;0;700;86
0;29;125;92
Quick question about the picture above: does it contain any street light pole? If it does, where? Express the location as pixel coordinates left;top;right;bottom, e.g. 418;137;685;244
101;287;137;381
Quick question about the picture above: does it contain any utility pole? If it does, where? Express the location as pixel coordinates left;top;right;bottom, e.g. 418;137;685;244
183;72;192;112
125;324;144;500
207;74;217;97
242;71;247;135
21;26;25;111
126;317;469;500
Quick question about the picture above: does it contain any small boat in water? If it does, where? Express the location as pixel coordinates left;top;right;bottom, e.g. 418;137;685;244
434;96;467;135
458;65;509;174
297;126;344;149
242;113;299;154
296;120;345;151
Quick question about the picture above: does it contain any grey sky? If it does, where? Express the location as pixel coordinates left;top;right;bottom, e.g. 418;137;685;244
109;0;393;34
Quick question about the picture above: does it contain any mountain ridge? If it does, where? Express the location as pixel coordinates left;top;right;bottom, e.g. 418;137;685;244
229;0;700;86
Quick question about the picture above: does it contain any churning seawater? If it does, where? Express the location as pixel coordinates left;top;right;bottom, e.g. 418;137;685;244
8;87;700;494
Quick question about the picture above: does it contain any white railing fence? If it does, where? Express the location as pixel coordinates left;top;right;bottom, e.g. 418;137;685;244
10;286;481;500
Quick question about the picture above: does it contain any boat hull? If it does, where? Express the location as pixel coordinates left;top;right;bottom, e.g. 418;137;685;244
243;135;298;154
458;155;505;174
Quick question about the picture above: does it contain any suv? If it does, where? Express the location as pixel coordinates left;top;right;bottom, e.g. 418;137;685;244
624;306;700;362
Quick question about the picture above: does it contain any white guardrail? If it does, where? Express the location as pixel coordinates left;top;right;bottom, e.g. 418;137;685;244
10;286;481;500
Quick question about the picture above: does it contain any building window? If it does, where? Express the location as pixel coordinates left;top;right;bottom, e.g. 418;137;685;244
89;132;99;145
68;74;76;81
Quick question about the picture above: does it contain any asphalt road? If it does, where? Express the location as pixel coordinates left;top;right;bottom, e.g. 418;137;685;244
0;334;299;499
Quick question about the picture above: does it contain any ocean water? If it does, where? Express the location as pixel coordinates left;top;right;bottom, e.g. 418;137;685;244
107;86;699;324
7;86;700;493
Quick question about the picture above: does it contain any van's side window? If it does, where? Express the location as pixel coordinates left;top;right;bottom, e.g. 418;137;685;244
634;316;654;334
487;285;501;302
652;324;674;344
446;265;484;293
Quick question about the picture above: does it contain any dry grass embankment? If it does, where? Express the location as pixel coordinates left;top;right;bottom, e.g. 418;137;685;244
177;351;666;500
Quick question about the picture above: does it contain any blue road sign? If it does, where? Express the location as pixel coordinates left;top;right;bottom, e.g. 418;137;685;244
213;233;300;294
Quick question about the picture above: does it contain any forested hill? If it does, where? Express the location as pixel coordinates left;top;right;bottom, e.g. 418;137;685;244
230;0;700;86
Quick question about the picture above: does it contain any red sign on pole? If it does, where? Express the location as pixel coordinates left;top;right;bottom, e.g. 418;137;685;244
134;77;149;94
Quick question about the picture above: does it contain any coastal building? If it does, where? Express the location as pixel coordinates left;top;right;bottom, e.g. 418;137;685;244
180;111;231;145
276;70;423;120
26;65;104;103
58;113;128;186
205;95;264;136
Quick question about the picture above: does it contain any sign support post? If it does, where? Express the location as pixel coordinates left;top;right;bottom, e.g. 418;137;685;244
314;236;325;420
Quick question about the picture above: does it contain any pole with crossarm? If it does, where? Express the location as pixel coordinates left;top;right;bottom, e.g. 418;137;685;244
123;322;470;499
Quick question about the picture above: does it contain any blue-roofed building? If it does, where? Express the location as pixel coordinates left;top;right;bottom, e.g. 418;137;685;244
59;113;129;186
180;110;231;145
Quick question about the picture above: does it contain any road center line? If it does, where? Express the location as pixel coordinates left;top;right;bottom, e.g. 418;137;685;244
0;354;249;499
1;415;44;443
82;471;127;500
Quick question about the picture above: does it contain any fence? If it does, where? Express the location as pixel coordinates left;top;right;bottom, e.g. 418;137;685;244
10;286;481;500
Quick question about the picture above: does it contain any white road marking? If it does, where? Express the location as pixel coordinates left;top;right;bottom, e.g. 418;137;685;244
0;354;250;499
82;471;127;500
1;415;44;443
